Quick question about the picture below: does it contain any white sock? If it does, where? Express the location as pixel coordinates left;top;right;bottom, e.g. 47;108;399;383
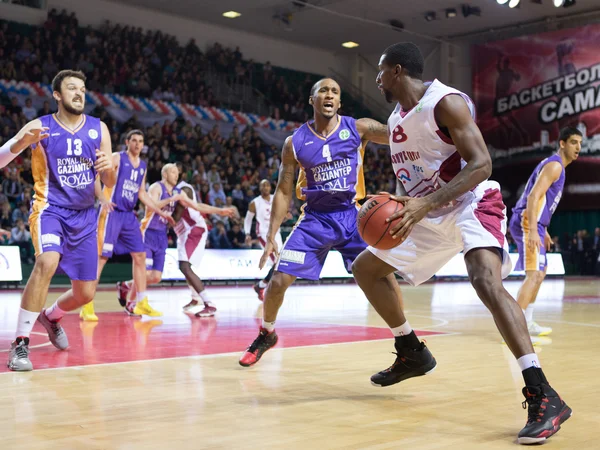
262;319;275;332
45;301;66;321
199;290;211;304
258;280;267;288
15;308;40;339
189;285;201;301
517;353;541;371
523;305;535;323
137;291;147;303
390;321;413;337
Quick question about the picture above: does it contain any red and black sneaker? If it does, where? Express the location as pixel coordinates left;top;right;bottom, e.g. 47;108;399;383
117;281;130;307
239;327;278;367
370;341;436;387
253;283;265;302
517;384;572;445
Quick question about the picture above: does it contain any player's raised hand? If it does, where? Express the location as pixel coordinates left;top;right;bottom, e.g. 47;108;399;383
15;127;49;149
259;236;279;270
219;207;237;218
95;150;113;173
383;193;433;243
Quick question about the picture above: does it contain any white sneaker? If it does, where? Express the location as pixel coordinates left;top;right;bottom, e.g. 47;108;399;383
528;321;552;336
184;302;205;315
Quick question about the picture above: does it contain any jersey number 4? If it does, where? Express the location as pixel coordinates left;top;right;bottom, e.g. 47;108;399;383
66;138;83;156
322;144;332;162
392;125;408;143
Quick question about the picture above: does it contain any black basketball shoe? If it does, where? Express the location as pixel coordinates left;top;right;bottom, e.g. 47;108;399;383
517;384;572;444
371;341;437;387
239;328;278;367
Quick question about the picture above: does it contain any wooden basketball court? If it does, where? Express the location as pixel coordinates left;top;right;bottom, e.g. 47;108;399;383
0;277;598;449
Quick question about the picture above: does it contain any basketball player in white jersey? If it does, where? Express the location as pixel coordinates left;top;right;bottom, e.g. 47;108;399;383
351;42;570;444
172;164;236;316
244;179;284;300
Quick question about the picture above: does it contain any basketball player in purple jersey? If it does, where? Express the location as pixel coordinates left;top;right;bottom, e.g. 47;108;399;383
351;42;570;444
0;70;116;371
239;78;403;367
72;129;175;321
509;127;581;336
117;163;180;316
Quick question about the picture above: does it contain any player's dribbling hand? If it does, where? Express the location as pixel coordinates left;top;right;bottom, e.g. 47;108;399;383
16;127;49;148
384;194;433;243
259;237;279;270
94;150;113;173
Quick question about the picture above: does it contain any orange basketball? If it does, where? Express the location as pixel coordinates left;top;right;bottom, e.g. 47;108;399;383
357;195;403;250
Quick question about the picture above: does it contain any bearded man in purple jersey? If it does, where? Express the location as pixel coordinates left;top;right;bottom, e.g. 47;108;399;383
0;70;116;371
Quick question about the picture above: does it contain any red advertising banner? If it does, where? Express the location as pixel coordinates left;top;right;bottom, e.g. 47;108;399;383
472;23;600;159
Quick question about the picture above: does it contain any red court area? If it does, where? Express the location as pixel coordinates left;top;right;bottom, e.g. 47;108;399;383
0;313;446;372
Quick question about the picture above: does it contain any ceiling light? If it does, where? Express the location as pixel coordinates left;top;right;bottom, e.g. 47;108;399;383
509;0;520;7
563;0;576;7
222;11;241;18
424;11;436;21
342;41;359;48
553;0;564;6
446;8;457;18
497;0;509;4
462;5;481;17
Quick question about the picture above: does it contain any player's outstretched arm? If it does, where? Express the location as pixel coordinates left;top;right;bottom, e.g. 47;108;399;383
356;118;389;145
0;119;48;169
175;188;236;217
139;173;170;215
524;162;562;252
96;121;116;188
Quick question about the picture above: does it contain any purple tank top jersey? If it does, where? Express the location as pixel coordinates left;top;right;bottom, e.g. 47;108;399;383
32;114;101;210
291;115;365;212
107;152;147;212
512;153;565;227
141;181;178;233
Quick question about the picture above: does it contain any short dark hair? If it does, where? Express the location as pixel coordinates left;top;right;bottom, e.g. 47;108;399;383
310;78;340;97
381;42;424;79
559;126;582;143
51;70;86;93
126;129;144;140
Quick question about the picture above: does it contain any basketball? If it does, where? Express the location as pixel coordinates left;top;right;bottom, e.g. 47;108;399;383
357;195;403;250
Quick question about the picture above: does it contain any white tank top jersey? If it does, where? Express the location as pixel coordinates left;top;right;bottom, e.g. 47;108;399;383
388;79;477;216
253;194;274;236
174;180;207;235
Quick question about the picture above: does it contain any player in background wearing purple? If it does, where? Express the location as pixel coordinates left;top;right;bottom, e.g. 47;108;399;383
71;129;175;321
509;127;581;336
239;78;403;367
117;163;180;316
0;70;116;371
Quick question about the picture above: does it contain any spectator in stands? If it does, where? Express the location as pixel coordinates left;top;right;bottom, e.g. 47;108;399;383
228;222;247;249
21;98;37;121
2;170;23;204
10;218;33;263
0;184;8;205
209;221;231;249
208;182;226;206
11;202;29;224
